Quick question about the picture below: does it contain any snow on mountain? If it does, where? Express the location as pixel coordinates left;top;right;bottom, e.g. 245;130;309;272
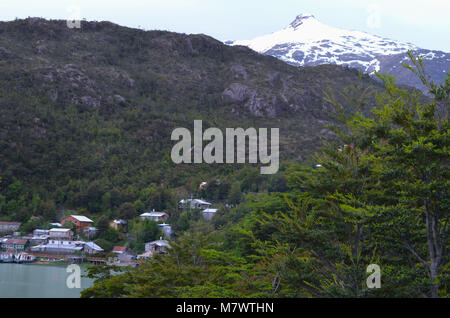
228;14;450;90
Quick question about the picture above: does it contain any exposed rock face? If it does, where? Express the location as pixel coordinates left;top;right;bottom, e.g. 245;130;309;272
72;95;101;108
222;83;253;104
222;83;287;118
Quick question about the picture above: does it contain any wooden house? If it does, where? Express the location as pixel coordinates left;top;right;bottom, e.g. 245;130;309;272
61;215;94;232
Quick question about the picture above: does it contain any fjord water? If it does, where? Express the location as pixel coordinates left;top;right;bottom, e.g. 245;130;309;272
0;264;93;298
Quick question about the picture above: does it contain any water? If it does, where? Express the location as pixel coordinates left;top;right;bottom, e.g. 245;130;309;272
0;263;94;298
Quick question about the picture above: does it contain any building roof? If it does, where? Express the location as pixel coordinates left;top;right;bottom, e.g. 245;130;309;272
0;221;21;226
31;235;49;240
31;244;83;251
112;219;127;225
49;228;72;233
85;242;104;251
33;229;49;233
49;223;62;227
137;251;153;259
140;212;168;217
2;238;28;245
112;246;127;253
179;199;211;205
203;208;218;213
146;240;171;248
32;240;103;252
192;199;211;205
67;215;94;223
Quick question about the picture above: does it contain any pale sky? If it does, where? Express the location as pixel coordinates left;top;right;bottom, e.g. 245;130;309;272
1;0;449;52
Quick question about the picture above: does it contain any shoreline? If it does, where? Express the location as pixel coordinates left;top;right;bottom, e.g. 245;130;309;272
1;260;94;267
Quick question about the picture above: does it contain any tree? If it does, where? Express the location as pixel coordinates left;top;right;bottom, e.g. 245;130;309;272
40;200;57;220
319;52;449;297
128;219;161;252
228;181;242;205
22;216;44;234
118;202;136;220
255;53;449;297
133;199;145;213
96;215;110;236
356;53;449;297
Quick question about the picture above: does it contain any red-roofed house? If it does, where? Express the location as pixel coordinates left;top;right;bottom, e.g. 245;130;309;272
0;222;21;233
1;238;30;251
112;246;127;254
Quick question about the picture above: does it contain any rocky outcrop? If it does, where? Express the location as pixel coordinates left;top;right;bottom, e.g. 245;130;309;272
222;83;286;118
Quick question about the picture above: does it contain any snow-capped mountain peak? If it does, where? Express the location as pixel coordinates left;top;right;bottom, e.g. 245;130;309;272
228;13;449;91
231;13;420;74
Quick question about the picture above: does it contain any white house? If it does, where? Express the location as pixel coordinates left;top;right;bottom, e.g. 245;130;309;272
202;208;218;221
48;228;73;240
179;199;212;210
83;241;104;254
145;239;171;255
31;240;103;255
140;211;169;222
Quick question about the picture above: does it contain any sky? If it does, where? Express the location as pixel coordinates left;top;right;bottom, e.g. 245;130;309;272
1;0;449;52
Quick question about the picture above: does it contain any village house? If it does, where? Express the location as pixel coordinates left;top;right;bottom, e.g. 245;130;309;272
49;228;74;240
137;250;153;260
30;240;103;255
179;199;212;210
112;246;127;255
202;208;218;221
33;229;49;236
140;211;169;222
61;215;94;232
108;246;137;266
82;242;104;254
110;219;127;231
0;221;21;233
82;226;97;239
1;238;30;251
145;239;171;255
29;229;50;245
30;235;49;245
158;223;172;239
31;240;83;254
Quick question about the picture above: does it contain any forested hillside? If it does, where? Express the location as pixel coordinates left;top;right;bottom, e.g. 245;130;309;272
0;18;382;225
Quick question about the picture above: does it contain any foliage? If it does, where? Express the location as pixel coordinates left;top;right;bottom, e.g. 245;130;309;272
81;53;448;298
